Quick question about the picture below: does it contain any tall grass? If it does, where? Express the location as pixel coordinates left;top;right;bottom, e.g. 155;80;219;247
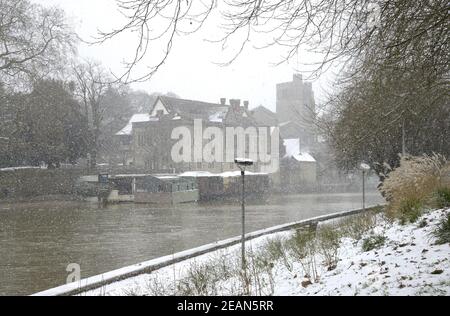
434;187;450;209
431;213;450;245
380;154;449;223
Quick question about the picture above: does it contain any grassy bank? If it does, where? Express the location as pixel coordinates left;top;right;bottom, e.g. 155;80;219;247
81;206;449;296
0;168;83;199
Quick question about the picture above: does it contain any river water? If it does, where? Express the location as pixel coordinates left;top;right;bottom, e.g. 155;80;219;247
0;192;384;295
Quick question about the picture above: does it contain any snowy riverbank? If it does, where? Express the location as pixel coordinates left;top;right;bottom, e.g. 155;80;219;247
82;208;449;296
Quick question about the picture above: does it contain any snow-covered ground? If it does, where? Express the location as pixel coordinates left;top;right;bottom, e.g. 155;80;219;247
277;208;450;296
82;208;449;296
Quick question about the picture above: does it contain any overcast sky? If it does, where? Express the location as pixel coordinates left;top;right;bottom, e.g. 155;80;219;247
35;0;336;112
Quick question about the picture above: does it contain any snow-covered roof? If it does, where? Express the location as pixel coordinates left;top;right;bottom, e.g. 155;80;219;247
283;139;300;157
283;138;316;162
220;171;265;177
79;175;100;182
279;121;291;127
159;96;230;122
292;152;316;162
0;166;43;172
179;171;215;177
208;110;227;123
155;175;180;180
180;170;268;178
116;114;156;136
114;174;151;178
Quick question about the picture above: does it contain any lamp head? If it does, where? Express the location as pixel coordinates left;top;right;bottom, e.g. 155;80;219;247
235;158;254;166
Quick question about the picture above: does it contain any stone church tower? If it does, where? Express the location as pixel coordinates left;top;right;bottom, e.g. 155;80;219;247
276;73;317;152
276;73;315;126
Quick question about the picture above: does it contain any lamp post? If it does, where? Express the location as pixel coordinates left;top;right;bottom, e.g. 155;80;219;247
360;163;371;211
235;158;254;270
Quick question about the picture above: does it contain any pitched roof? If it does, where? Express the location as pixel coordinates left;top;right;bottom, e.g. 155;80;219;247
159;96;229;122
279;120;312;138
249;105;278;126
282;138;316;162
157;96;259;125
116;114;156;136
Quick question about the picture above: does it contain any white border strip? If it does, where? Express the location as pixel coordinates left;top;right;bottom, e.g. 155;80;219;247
32;205;383;296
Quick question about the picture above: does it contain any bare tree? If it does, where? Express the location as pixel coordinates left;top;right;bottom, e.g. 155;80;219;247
0;0;76;88
72;60;112;168
94;0;447;83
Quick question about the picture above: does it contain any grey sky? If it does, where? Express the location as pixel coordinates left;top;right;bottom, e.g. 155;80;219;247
36;0;336;112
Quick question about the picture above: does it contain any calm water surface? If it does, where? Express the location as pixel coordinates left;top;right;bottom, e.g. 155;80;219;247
0;192;384;295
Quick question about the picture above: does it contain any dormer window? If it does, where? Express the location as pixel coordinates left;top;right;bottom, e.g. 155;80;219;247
157;110;164;117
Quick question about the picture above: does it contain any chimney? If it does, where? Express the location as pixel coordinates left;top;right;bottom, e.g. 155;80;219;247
229;99;241;110
293;73;303;82
220;98;226;105
243;101;249;110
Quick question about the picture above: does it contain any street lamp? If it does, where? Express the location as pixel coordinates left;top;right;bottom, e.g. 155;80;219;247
235;158;254;270
360;162;371;211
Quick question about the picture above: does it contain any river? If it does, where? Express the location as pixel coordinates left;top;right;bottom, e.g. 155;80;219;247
0;192;384;295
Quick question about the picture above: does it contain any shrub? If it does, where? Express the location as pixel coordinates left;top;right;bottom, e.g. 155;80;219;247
244;248;275;296
339;211;377;240
286;229;319;281
176;261;217;296
380;154;449;222
145;275;174;296
316;225;341;269
209;252;234;281
431;213;450;245
261;236;293;272
286;229;315;260
263;237;286;263
434;187;450;209
362;235;386;252
0;168;82;198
